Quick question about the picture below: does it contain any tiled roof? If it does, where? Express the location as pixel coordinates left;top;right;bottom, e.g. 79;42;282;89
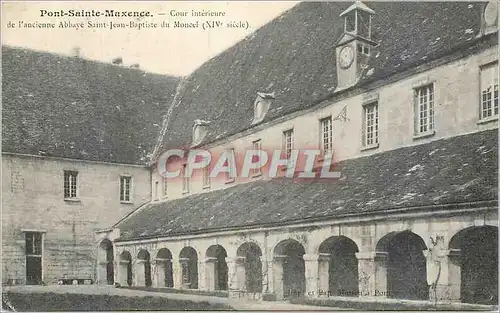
2;46;180;165
117;129;498;241
154;1;495;157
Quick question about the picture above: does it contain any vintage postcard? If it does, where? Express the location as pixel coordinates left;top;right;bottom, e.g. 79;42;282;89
1;0;498;311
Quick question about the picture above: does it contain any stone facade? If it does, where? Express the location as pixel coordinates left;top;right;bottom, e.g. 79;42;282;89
151;46;499;201
98;206;497;302
2;154;151;284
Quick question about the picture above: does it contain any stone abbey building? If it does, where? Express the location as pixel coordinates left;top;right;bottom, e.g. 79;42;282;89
3;1;499;306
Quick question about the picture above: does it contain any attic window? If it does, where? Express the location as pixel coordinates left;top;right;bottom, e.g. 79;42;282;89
191;119;210;147
252;91;275;125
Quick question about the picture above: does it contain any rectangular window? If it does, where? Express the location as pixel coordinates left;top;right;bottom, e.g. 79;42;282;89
414;84;435;134
182;164;189;193
120;176;132;202
283;129;294;160
163;179;168;198
63;171;78;199
320;117;333;155
25;232;42;256
202;165;210;188
363;102;379;146
480;62;499;119
250;140;262;177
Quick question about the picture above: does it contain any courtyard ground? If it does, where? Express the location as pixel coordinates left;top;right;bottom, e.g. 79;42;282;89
1;285;340;311
3;285;497;311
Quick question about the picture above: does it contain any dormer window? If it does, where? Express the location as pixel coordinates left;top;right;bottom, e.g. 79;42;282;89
252;91;275;125
191;119;210;147
340;1;375;40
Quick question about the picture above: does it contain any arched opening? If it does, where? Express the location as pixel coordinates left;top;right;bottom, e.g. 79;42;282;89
449;226;498;305
179;247;198;289
206;245;228;291
155;248;174;288
98;239;114;285
318;236;359;297
137;250;152;287
273;239;306;299
376;231;428;300
119;251;133;287
237;242;263;293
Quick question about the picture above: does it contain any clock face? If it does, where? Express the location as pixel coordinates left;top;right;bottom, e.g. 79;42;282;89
339;46;354;69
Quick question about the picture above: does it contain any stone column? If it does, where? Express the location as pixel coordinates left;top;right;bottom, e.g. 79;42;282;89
171;257;181;289
135;260;146;286
373;251;388;298
318;253;330;297
226;258;238;298
97;261;107;285
446;249;462;302
303;254;320;298
179;257;190;289
205;257;217;291
273;255;286;300
119;260;129;286
356;251;377;297
235;256;246;292
197;258;205;290
424;248;461;302
150;260;158;287
154;259;168;288
264;257;272;294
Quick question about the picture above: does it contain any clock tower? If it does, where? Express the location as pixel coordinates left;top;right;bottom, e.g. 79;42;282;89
335;1;377;92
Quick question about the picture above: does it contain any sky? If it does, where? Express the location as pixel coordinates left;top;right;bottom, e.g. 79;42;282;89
2;1;299;76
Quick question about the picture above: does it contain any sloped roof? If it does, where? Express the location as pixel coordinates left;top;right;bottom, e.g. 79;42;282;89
2;46;180;165
117;129;498;241
154;1;495;157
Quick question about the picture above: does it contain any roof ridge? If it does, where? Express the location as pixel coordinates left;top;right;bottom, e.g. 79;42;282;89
1;45;181;78
150;76;189;164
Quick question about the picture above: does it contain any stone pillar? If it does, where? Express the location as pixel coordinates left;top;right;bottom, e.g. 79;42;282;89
303;254;319;298
356;251;377;297
150;260;158;287
154;259;168;288
226;258;238;298
235;256;246;292
97;261;107;285
273;255;286;300
424;248;462;302
135;260;146;286
172;257;181;289
446;249;462;302
197;258;204;290
113;260;118;285
374;252;388;298
205;257;217;291
119;260;129;286
179;258;190;289
318;253;330;297
264;257;272;294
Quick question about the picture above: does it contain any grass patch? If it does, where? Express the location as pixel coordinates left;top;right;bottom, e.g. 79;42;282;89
124;286;229;298
3;292;234;311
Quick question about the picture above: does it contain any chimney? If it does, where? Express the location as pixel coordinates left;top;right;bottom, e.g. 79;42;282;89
112;57;123;65
71;46;81;58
